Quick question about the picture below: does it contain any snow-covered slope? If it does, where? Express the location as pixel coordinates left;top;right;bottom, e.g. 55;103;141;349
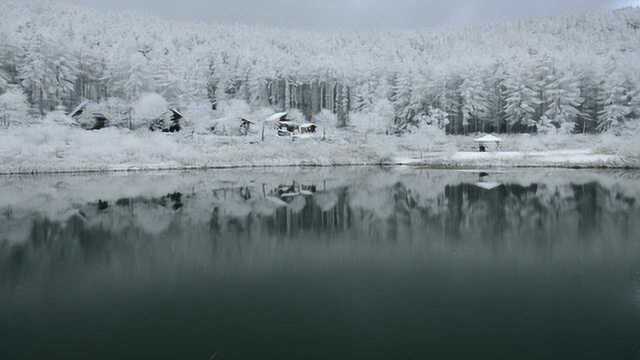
0;0;639;134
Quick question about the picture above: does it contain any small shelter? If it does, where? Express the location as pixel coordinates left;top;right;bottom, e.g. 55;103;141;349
268;112;298;136
70;101;110;130
299;123;318;135
149;108;184;132
240;118;255;136
474;134;502;152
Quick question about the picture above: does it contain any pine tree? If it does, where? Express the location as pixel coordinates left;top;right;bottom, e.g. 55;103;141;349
504;70;537;133
153;54;180;103
0;86;30;127
576;71;603;134
598;71;633;131
17;34;55;115
543;70;583;132
122;53;152;102
461;72;489;133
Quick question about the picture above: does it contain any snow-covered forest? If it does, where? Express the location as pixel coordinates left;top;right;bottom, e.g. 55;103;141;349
1;0;639;135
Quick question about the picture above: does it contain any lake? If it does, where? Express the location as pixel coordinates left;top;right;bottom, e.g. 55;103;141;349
1;168;639;359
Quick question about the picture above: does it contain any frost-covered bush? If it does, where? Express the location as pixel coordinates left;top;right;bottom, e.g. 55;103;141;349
183;102;215;134
219;100;251;120
208;100;275;136
133;93;168;129
101;97;130;128
0;87;30;127
44;105;75;127
425;107;449;130
285;108;305;123
350;99;394;134
314;109;337;128
594;122;640;163
210;100;251;135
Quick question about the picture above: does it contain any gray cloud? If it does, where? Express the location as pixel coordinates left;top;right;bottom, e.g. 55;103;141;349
67;0;632;30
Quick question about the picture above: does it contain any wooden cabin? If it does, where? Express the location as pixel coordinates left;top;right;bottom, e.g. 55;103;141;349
149;108;184;132
240;118;255;136
267;112;318;137
70;101;110;130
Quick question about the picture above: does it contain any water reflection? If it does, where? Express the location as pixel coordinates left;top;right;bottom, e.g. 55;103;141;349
1;168;640;359
1;170;640;275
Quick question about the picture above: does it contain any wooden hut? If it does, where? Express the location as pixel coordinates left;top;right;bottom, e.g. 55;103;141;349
69;101;110;130
474;134;502;152
149;108;184;132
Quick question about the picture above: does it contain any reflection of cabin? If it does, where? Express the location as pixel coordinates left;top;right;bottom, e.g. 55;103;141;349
276;183;317;199
475;182;503;191
70;101;109;130
149;108;184;133
0;69;11;89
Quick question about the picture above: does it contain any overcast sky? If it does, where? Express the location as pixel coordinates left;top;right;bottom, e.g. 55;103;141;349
69;0;638;30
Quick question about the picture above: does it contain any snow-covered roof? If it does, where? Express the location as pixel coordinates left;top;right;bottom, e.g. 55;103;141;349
475;182;502;191
69;100;91;117
169;108;184;118
266;112;288;123
474;134;502;143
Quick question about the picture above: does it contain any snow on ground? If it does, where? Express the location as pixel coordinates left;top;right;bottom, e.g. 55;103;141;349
0;125;636;174
397;150;624;169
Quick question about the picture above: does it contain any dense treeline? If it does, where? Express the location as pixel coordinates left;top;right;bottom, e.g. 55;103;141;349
0;0;639;134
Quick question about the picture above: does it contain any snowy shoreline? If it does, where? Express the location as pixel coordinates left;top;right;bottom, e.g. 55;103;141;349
1;126;636;175
0;148;632;176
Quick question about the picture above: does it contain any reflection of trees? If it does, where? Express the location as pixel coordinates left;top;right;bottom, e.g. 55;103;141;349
1;180;640;283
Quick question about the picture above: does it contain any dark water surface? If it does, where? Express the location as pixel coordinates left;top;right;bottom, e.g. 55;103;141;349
1;168;639;359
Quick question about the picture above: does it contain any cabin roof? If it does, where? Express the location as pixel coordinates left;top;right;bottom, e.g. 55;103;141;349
267;112;288;123
474;134;502;143
69;100;91;118
169;108;184;118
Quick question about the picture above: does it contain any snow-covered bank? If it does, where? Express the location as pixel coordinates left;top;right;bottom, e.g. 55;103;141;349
0;126;636;174
395;150;626;169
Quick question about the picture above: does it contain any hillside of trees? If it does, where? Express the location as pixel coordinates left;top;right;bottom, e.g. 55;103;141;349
0;0;639;134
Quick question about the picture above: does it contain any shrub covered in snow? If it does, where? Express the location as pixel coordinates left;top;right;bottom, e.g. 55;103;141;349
44;105;75;127
133;93;168;129
208;100;275;136
182;102;215;134
350;99;394;134
0;87;30;127
313;110;337;128
100;98;131;128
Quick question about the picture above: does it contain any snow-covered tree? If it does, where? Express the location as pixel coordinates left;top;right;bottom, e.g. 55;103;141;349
0;0;639;135
123;53;152;102
0;87;30;127
543;70;583;132
504;69;538;133
460;72;489;133
44;104;74;127
598;71;633;131
133;92;168;129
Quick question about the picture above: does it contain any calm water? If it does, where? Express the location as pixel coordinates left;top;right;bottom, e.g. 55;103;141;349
1;168;640;359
